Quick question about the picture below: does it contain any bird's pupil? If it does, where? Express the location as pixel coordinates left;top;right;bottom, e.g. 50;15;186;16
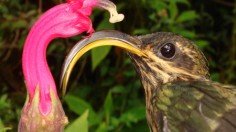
160;43;175;58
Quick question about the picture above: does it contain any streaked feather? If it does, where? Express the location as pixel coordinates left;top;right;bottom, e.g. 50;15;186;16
154;80;236;132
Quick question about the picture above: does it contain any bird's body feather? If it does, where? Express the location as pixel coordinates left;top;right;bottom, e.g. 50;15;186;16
151;81;236;132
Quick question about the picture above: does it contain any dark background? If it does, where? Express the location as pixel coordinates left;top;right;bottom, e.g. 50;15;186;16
0;0;235;131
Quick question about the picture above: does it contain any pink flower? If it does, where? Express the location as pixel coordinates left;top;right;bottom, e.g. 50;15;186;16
19;0;124;131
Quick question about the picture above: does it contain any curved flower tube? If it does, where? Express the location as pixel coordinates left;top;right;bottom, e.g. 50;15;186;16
19;0;124;131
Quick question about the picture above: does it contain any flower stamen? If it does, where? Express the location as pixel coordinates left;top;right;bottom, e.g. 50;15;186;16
96;0;124;23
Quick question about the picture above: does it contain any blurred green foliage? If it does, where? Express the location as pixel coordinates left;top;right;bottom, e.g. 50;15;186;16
0;0;235;131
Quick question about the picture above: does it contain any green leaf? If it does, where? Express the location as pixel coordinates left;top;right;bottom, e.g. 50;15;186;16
120;106;146;126
169;1;178;20
91;46;112;70
91;12;116;70
65;95;94;115
0;118;12;132
64;95;99;125
133;28;150;35
211;73;220;82
195;40;209;49
176;10;198;22
0;94;10;110
111;85;127;94
179;30;196;38
65;110;89;132
95;122;107;132
148;1;167;11
103;91;113;124
11;20;27;30
171;28;196;38
0;119;3;131
172;0;190;5
96;14;115;30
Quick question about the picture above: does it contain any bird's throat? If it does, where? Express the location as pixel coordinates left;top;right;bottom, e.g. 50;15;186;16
142;79;164;132
130;55;165;132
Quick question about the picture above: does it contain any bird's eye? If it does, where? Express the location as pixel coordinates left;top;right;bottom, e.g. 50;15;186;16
160;43;176;58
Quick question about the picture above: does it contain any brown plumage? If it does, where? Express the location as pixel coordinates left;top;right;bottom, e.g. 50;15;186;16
128;32;236;132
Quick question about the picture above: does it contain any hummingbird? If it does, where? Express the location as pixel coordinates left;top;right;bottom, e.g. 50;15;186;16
60;30;236;132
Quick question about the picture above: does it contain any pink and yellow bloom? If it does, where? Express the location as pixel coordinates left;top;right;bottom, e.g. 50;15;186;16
19;0;123;131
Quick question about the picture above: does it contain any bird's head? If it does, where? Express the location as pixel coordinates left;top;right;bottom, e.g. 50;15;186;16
60;30;209;95
128;32;210;88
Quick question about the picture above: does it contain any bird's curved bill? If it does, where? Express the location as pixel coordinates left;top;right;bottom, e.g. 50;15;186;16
60;30;145;96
